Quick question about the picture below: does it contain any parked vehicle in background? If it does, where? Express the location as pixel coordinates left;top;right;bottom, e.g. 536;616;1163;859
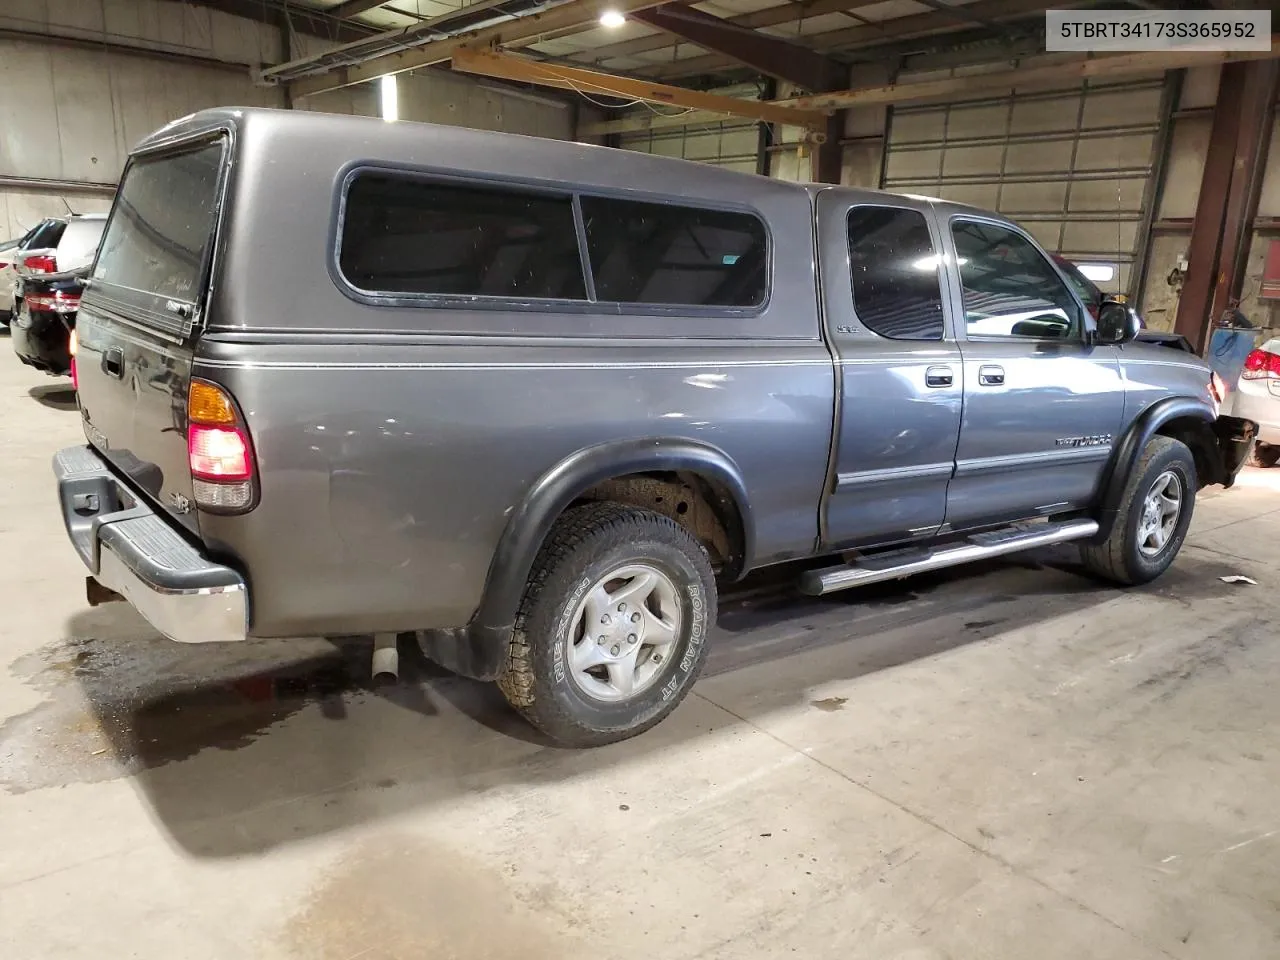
0;218;65;325
1223;338;1280;467
11;214;105;316
1136;330;1195;353
11;267;87;375
53;109;1257;747
1052;253;1200;355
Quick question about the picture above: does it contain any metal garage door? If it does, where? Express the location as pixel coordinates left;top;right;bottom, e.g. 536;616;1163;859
882;79;1166;298
616;83;761;174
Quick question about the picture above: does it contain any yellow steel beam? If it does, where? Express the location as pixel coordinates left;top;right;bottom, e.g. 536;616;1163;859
451;48;830;129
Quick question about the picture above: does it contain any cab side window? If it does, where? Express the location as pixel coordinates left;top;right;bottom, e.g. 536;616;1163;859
950;219;1081;340
847;206;945;340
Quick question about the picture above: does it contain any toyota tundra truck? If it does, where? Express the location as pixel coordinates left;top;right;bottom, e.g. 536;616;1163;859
54;108;1255;746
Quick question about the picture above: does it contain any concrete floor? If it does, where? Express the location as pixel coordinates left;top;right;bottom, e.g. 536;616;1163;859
1;356;1279;960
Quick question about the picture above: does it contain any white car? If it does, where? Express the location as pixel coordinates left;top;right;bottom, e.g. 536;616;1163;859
0;218;64;323
1225;338;1280;467
7;214;106;319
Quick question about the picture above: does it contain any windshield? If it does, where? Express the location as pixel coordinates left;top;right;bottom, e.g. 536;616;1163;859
93;139;226;302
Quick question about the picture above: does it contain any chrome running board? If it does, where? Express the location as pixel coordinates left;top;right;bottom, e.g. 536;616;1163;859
799;518;1099;596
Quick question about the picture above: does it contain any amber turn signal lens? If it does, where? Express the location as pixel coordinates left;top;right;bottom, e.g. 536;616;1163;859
188;380;238;425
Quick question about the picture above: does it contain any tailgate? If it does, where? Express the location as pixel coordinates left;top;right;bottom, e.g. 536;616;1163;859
74;137;228;537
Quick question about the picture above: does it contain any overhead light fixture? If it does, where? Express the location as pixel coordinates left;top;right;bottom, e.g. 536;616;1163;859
1078;263;1116;283
379;74;398;122
599;9;626;28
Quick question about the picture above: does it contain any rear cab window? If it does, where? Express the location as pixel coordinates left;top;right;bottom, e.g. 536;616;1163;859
846;206;945;340
92;138;227;330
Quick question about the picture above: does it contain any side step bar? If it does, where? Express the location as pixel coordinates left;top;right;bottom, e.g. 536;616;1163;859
799;518;1099;596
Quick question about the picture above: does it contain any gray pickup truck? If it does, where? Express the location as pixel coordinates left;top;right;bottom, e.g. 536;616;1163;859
54;108;1254;746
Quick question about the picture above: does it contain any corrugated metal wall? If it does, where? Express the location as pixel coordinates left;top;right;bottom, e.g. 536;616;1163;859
615;83;762;174
882;79;1166;298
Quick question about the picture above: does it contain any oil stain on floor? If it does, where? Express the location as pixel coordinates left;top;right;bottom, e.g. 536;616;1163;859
279;835;578;960
0;630;416;795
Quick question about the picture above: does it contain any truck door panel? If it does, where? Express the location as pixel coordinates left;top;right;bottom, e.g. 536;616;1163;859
816;194;963;549
942;217;1125;528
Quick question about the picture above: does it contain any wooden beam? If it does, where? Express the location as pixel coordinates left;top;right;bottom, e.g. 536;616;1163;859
451;48;830;128
785;40;1280;110
287;0;671;98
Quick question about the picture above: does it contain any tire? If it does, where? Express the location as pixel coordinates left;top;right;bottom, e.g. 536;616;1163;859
1247;441;1280;468
1080;435;1196;586
497;502;716;747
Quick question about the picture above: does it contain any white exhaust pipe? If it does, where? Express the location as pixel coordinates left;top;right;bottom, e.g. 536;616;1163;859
371;633;399;683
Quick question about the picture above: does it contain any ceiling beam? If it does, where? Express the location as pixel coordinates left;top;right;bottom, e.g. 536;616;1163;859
328;0;390;19
645;0;1062;81
287;0;671;98
160;0;374;44
587;40;1280;134
451;48;830;128
631;6;845;91
580;0;893;67
785;38;1280;109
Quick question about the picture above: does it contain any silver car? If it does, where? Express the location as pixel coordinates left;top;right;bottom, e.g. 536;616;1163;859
1225;338;1280;466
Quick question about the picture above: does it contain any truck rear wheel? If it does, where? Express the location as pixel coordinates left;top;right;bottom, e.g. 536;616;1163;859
497;502;716;746
1080;435;1196;586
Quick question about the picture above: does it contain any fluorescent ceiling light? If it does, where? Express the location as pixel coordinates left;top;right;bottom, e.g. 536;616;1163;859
599;10;626;28
380;74;398;123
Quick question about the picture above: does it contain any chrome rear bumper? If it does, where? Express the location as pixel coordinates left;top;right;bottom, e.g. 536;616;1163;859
53;445;247;644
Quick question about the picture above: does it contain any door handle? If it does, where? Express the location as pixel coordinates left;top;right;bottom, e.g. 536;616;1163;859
978;364;1005;386
925;365;954;388
102;347;124;380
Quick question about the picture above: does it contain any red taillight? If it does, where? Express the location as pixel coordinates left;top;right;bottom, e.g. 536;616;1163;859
68;329;78;390
23;254;56;273
1241;349;1280;380
188;424;252;481
187;379;256;512
26;291;80;314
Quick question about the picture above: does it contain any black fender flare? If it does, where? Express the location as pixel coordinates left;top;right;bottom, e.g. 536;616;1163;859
1093;396;1217;543
424;438;754;680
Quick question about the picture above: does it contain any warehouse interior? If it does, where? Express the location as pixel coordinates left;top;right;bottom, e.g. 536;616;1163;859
1;0;1279;957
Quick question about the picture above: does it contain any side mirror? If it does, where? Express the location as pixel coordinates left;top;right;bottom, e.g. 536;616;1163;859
1097;299;1141;345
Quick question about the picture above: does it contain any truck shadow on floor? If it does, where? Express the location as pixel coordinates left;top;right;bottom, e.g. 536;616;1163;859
27;384;77;410
30;544;1247;858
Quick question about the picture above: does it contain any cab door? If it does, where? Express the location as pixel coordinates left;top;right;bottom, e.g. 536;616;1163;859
940;216;1125;530
817;192;963;550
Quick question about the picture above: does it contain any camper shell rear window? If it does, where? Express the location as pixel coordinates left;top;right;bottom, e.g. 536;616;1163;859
93;139;227;308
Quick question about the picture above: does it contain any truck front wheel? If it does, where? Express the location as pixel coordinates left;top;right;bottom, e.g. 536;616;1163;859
497;502;716;746
1081;435;1196;585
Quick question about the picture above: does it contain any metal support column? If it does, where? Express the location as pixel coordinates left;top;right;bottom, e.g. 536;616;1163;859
1174;60;1280;351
